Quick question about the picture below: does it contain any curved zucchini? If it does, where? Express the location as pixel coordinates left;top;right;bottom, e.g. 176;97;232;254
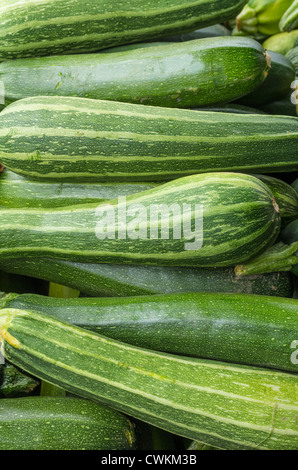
0;37;270;109
0;173;281;267
0;168;157;209
0;96;298;181
0;0;247;60
1;290;298;372
0;259;294;298
0;396;136;450
236;50;296;106
0;308;297;450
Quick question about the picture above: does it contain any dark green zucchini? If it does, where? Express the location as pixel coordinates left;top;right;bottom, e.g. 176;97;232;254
1;290;298;372
1;96;298;181
0;37;270;109
258;89;298;116
160;24;231;41
0;396;136;450
0;259;294;298
0;362;39;398
0;168;157;209
236;50;296;106
192;104;266;114
0;0;247;59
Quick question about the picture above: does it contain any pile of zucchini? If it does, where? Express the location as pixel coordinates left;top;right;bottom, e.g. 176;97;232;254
0;0;297;452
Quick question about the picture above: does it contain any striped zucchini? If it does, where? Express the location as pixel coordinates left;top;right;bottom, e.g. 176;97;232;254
280;0;298;31
0;173;281;267
0;0;247;60
0;396;136;450
254;174;298;223
236;50;296;106
0;259;294;297
0;168;157;209
0;97;298;181
0;308;297;450
1;291;297;372
287;45;298;73
0;37;270;109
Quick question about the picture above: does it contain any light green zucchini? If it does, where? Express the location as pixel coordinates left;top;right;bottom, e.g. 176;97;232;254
0;308;297;450
0;172;281;267
1;290;297;372
0;96;298;181
0;37;270;109
0;0;247;60
263;30;298;55
0;396;136;450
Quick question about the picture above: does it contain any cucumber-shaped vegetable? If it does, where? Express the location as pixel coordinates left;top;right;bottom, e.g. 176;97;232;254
0;173;281;267
0;308;297;450
236;51;296;106
263;30;298;55
0;396;136;450
1;291;297;372
0;259;294;297
280;0;298;31
160;24;231;42
0;37;270;109
0;363;39;398
0;97;298;181
236;0;293;36
0;168;157;209
0;0;247;60
254;174;298;223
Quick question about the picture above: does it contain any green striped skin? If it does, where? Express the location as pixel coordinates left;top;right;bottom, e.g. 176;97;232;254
280;0;298;31
0;37;270;109
0;396;136;450
0;309;297;450
287;46;298;73
0;173;281;267
0;97;298;181
0;168;157;209
281;219;298;276
254;174;298;223
2;291;298;372
0;259;294;298
236;51;296;106
0;0;247;60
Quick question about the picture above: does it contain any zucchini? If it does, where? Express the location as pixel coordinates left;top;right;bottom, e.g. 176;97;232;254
160;24;231;41
0;96;298;181
193;104;266;114
0;363;39;398
0;0;247;60
1;290;297;372
0;308;297;450
236;51;296;106
0;172;281;267
254;174;298;223
0;259;294;298
0;37;270;109
0;396;136;450
287;45;298;73
0;168;157;209
280;0;298;31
